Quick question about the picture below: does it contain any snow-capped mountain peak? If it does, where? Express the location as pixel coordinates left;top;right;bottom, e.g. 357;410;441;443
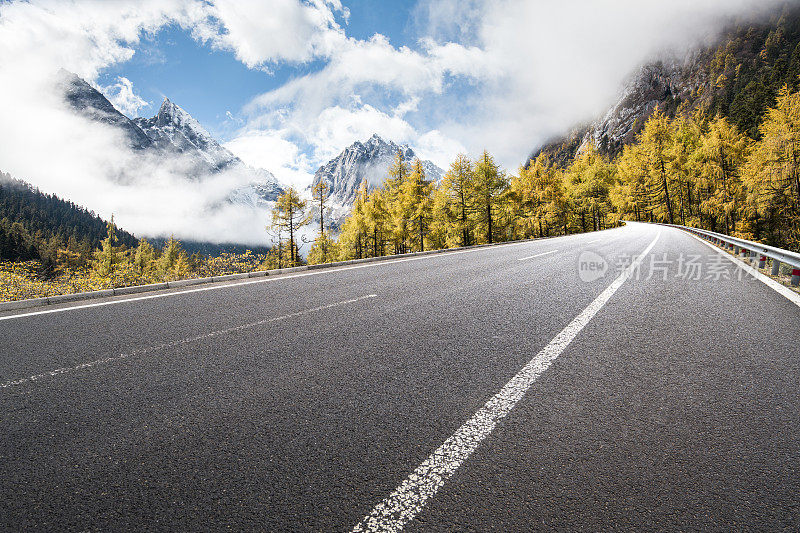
310;134;444;227
59;70;283;204
152;98;208;139
133;98;238;172
58;69;153;150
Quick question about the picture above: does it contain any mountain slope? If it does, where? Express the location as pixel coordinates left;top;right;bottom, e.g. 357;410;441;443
532;2;800;165
311;134;444;225
133;98;240;173
60;70;154;151
59;71;283;203
0;171;137;264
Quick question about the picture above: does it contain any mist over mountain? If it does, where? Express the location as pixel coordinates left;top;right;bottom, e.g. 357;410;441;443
60;70;283;209
532;3;800;166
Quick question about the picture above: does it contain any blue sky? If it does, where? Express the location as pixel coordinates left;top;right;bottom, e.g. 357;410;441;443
98;0;422;139
0;0;781;243
4;0;771;192
78;0;489;188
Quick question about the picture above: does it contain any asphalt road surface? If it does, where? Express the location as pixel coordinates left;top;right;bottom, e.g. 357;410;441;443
1;222;799;531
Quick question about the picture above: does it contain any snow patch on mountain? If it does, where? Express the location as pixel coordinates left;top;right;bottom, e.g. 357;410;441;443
310;134;444;226
59;70;283;205
133;99;240;173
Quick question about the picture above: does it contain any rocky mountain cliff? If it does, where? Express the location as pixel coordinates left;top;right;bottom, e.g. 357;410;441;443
310;134;444;225
532;3;800;166
59;71;283;205
133;98;240;172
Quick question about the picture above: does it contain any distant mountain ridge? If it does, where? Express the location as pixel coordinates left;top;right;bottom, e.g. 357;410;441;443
310;134;444;226
58;70;283;204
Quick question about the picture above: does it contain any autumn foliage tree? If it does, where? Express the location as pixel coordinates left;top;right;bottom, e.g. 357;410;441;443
332;84;800;260
272;187;310;267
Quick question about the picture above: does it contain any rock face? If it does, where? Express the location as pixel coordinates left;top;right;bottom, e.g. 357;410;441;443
531;55;707;166
133;98;240;173
583;59;703;155
58;70;283;204
532;3;800;167
60;70;154;151
310;134;444;225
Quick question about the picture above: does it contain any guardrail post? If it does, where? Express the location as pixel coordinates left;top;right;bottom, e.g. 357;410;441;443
759;255;767;269
772;259;781;276
734;245;740;254
793;269;800;287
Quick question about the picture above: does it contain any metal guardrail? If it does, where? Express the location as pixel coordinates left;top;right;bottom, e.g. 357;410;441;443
662;223;800;286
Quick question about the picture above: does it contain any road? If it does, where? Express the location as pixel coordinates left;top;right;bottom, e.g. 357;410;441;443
1;222;799;531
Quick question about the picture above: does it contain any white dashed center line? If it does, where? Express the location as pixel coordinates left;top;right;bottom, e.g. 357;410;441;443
0;294;377;390
352;233;661;533
517;249;558;261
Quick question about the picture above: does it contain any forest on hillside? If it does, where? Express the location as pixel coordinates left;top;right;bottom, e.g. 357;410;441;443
707;5;800;139
4;8;800;302
0;174;285;301
272;82;800;267
0;173;138;265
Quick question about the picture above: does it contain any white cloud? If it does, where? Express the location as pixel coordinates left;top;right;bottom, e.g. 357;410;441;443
413;130;467;171
245;33;489;122
0;0;791;246
100;76;148;116
308;104;417;161
413;0;788;166
393;97;420;118
224;130;314;190
191;0;346;68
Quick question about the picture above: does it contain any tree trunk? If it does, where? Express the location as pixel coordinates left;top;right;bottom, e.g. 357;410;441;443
487;202;493;244
289;229;295;266
460;189;469;247
662;160;674;224
317;193;324;237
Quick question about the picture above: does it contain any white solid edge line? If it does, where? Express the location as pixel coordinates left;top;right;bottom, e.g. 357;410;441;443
0;294;377;390
351;231;662;533
0;238;581;322
685;231;800;308
517;249;558;261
